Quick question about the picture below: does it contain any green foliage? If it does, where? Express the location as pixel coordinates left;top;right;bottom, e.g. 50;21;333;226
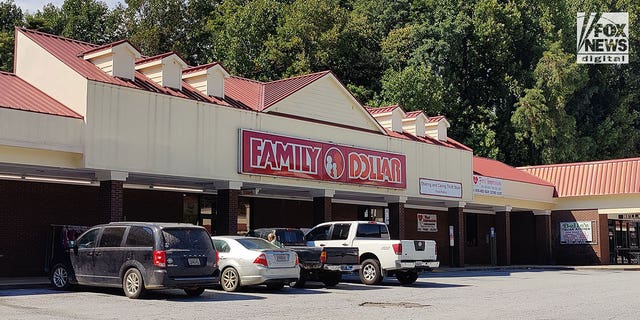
3;0;640;165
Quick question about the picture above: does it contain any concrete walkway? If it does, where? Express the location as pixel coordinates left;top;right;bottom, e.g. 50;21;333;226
2;264;638;290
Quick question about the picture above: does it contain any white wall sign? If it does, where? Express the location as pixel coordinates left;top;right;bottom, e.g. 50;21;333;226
417;213;437;232
419;178;462;198
473;175;503;196
560;221;594;244
577;12;629;64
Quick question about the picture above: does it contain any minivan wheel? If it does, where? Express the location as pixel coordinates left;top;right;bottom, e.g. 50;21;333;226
221;267;240;292
51;263;72;290
123;268;145;299
184;288;206;297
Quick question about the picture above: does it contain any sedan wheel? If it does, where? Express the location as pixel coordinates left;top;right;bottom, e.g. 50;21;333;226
51;264;71;290
123;268;145;299
221;267;240;292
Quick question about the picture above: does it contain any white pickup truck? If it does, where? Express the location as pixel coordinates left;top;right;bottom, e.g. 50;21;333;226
305;221;439;285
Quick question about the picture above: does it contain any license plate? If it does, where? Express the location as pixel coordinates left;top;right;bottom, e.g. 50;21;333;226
275;254;288;262
188;258;200;266
341;265;353;271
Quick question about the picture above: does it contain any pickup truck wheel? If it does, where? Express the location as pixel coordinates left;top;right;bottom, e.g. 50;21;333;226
221;267;241;292
359;259;382;285
396;270;419;285
321;272;342;287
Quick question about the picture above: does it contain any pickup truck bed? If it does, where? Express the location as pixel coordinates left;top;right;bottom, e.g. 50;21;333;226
248;228;359;287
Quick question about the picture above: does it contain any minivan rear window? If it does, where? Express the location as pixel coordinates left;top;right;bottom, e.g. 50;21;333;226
162;228;213;252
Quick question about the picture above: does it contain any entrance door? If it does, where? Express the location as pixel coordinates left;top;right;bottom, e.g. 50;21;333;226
610;220;640;264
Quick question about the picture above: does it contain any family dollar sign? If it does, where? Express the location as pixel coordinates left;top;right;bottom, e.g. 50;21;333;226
577;12;629;64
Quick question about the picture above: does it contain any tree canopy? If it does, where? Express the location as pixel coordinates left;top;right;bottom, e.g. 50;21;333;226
0;0;638;166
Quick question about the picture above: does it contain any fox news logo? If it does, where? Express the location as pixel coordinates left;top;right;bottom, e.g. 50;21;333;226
577;12;629;64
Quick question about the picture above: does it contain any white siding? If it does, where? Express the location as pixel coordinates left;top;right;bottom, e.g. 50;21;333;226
85;81;473;201
266;76;382;132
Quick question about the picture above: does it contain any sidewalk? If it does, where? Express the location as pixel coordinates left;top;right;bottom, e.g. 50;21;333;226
436;264;640;272
2;264;639;290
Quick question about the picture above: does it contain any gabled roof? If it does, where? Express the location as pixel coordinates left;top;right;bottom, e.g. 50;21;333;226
519;158;640;197
474;156;554;187
224;71;331;112
0;71;82;119
183;62;228;75
405;110;425;119
17;28;228;107
81;39;141;57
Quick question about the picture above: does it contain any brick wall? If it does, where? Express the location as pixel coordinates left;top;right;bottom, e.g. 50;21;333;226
123;189;183;222
0;181;187;276
331;203;358;221
404;209;450;265
552;209;606;265
0;180;100;276
249;197;314;229
511;211;537;264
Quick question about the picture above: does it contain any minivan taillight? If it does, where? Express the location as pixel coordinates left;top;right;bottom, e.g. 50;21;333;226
253;253;268;267
320;251;327;264
392;243;402;255
153;250;166;268
215;250;219;266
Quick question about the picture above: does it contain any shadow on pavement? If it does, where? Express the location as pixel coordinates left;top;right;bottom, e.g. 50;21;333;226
340;274;469;288
0;288;69;297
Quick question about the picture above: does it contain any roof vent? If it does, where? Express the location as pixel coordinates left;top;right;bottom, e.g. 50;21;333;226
425;116;450;141
83;40;141;81
182;63;230;98
135;52;188;90
402;111;427;137
367;105;406;133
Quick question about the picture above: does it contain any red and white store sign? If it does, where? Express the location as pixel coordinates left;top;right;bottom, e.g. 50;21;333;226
239;129;406;189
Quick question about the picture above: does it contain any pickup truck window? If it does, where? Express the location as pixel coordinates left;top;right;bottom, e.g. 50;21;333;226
331;224;350;240
356;224;389;238
306;225;330;241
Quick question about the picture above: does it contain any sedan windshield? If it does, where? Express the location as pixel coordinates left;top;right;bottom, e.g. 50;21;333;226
236;238;281;250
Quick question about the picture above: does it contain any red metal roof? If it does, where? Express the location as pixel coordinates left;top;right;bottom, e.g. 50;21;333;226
384;129;472;151
0;71;82;119
519;158;640;197
405;110;424;118
474;156;554;187
366;105;401;115
262;71;330;110
427;115;445;123
18;28;229;107
81;39;137;56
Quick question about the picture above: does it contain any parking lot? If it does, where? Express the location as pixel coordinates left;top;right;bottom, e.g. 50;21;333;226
1;269;639;320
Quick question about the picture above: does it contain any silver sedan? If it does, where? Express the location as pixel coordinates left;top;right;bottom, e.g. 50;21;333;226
211;236;300;292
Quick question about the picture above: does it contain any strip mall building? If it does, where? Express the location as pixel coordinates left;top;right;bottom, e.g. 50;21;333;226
1;29;639;276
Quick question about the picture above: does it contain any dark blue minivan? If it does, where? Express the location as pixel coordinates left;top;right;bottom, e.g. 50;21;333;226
50;222;219;298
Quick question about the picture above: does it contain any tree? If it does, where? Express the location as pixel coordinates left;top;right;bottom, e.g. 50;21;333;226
0;0;23;71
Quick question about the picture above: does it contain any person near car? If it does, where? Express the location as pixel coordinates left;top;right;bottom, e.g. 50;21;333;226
268;233;284;248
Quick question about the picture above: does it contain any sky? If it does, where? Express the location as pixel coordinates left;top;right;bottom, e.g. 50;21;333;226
14;0;123;13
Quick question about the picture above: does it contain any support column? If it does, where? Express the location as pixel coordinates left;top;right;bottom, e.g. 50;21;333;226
495;206;512;266
387;196;407;240
96;171;128;224
311;189;334;226
447;202;466;267
215;181;242;236
535;210;552;265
